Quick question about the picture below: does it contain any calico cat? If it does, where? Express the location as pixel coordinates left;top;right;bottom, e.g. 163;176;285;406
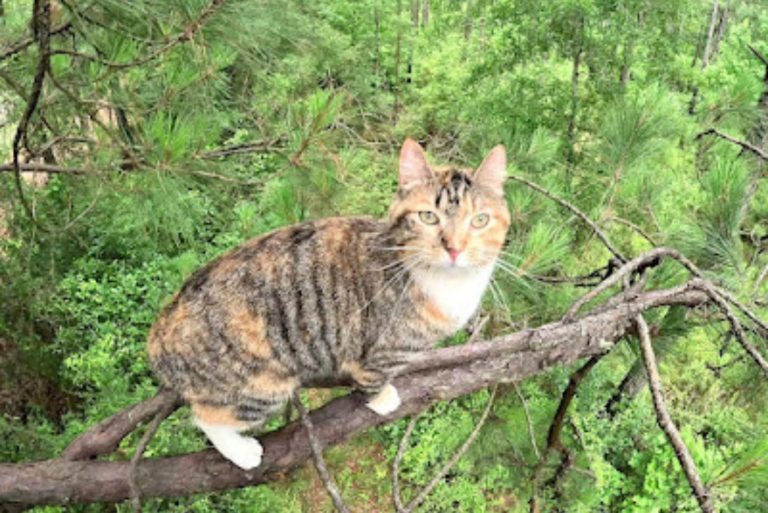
147;139;510;469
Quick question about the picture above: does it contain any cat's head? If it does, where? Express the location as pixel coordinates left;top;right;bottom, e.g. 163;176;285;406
388;139;510;270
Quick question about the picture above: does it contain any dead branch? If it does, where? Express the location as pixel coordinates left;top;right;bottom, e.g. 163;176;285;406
197;138;283;159
635;314;714;513
696;128;768;161
62;388;182;461
0;281;712;507
128;400;177;513
293;394;350;513
530;355;602;511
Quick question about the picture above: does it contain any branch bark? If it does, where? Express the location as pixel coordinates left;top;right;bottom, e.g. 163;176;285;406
0;283;710;507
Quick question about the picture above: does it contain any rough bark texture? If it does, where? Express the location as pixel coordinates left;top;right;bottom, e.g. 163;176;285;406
0;284;709;507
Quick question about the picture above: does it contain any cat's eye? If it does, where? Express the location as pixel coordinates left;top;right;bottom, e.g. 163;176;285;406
471;213;490;228
418;211;439;225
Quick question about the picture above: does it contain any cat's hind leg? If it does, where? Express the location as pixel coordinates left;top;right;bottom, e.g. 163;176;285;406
191;401;265;470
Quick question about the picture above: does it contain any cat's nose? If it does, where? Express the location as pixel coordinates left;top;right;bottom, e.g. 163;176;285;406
446;248;461;262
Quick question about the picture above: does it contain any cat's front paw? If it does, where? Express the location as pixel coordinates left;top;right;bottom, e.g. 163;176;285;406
366;383;401;416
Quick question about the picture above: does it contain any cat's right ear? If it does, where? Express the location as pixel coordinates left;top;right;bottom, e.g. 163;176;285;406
399;138;432;188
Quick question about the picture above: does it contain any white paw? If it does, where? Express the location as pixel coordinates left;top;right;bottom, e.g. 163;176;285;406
366;383;401;416
220;436;263;470
195;419;264;470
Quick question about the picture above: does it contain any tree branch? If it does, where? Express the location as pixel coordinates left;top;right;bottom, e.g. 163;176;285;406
635;314;714;513
0;282;711;507
696;128;768;161
0;163;85;175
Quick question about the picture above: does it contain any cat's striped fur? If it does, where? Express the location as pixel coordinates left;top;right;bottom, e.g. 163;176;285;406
147;139;510;469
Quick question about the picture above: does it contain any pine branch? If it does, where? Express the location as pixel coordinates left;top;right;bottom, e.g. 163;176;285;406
0;21;72;63
49;0;227;70
530;355;601;511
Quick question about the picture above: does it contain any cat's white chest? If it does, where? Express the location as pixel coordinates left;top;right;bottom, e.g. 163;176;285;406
413;264;494;330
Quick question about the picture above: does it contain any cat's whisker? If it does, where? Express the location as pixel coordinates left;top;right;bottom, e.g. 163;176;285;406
373;253;423;272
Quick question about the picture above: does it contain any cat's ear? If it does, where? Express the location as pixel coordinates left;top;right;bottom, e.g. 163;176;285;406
474;145;506;195
399;138;432;187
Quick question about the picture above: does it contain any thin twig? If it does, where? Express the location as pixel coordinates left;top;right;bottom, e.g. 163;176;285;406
696;128;768;161
392;415;421;512
602;216;657;245
507;174;626;262
635;314;714;513
293;394;351;513
692;280;768;378
127;400;177;513
399;386;498;513
512;381;540;460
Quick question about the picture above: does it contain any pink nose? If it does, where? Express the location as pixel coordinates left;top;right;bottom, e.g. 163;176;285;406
447;248;461;262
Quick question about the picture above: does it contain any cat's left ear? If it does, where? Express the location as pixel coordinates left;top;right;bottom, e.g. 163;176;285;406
474;145;507;195
399;138;432;188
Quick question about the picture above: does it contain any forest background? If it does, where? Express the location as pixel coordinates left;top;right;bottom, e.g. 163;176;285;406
1;0;767;511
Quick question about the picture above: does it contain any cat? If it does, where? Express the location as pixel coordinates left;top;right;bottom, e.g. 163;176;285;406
147;139;510;470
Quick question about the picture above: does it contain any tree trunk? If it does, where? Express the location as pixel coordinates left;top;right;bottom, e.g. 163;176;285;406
690;0;721;114
464;0;472;40
373;3;381;88
394;0;402;120
421;0;429;26
565;22;584;175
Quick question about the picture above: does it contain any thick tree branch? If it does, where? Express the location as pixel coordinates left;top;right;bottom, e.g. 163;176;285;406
0;283;711;507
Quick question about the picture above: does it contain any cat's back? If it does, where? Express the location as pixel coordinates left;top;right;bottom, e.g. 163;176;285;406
147;216;390;386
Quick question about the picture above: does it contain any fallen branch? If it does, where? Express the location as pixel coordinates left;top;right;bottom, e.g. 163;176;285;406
635;314;714;513
0;282;711;507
